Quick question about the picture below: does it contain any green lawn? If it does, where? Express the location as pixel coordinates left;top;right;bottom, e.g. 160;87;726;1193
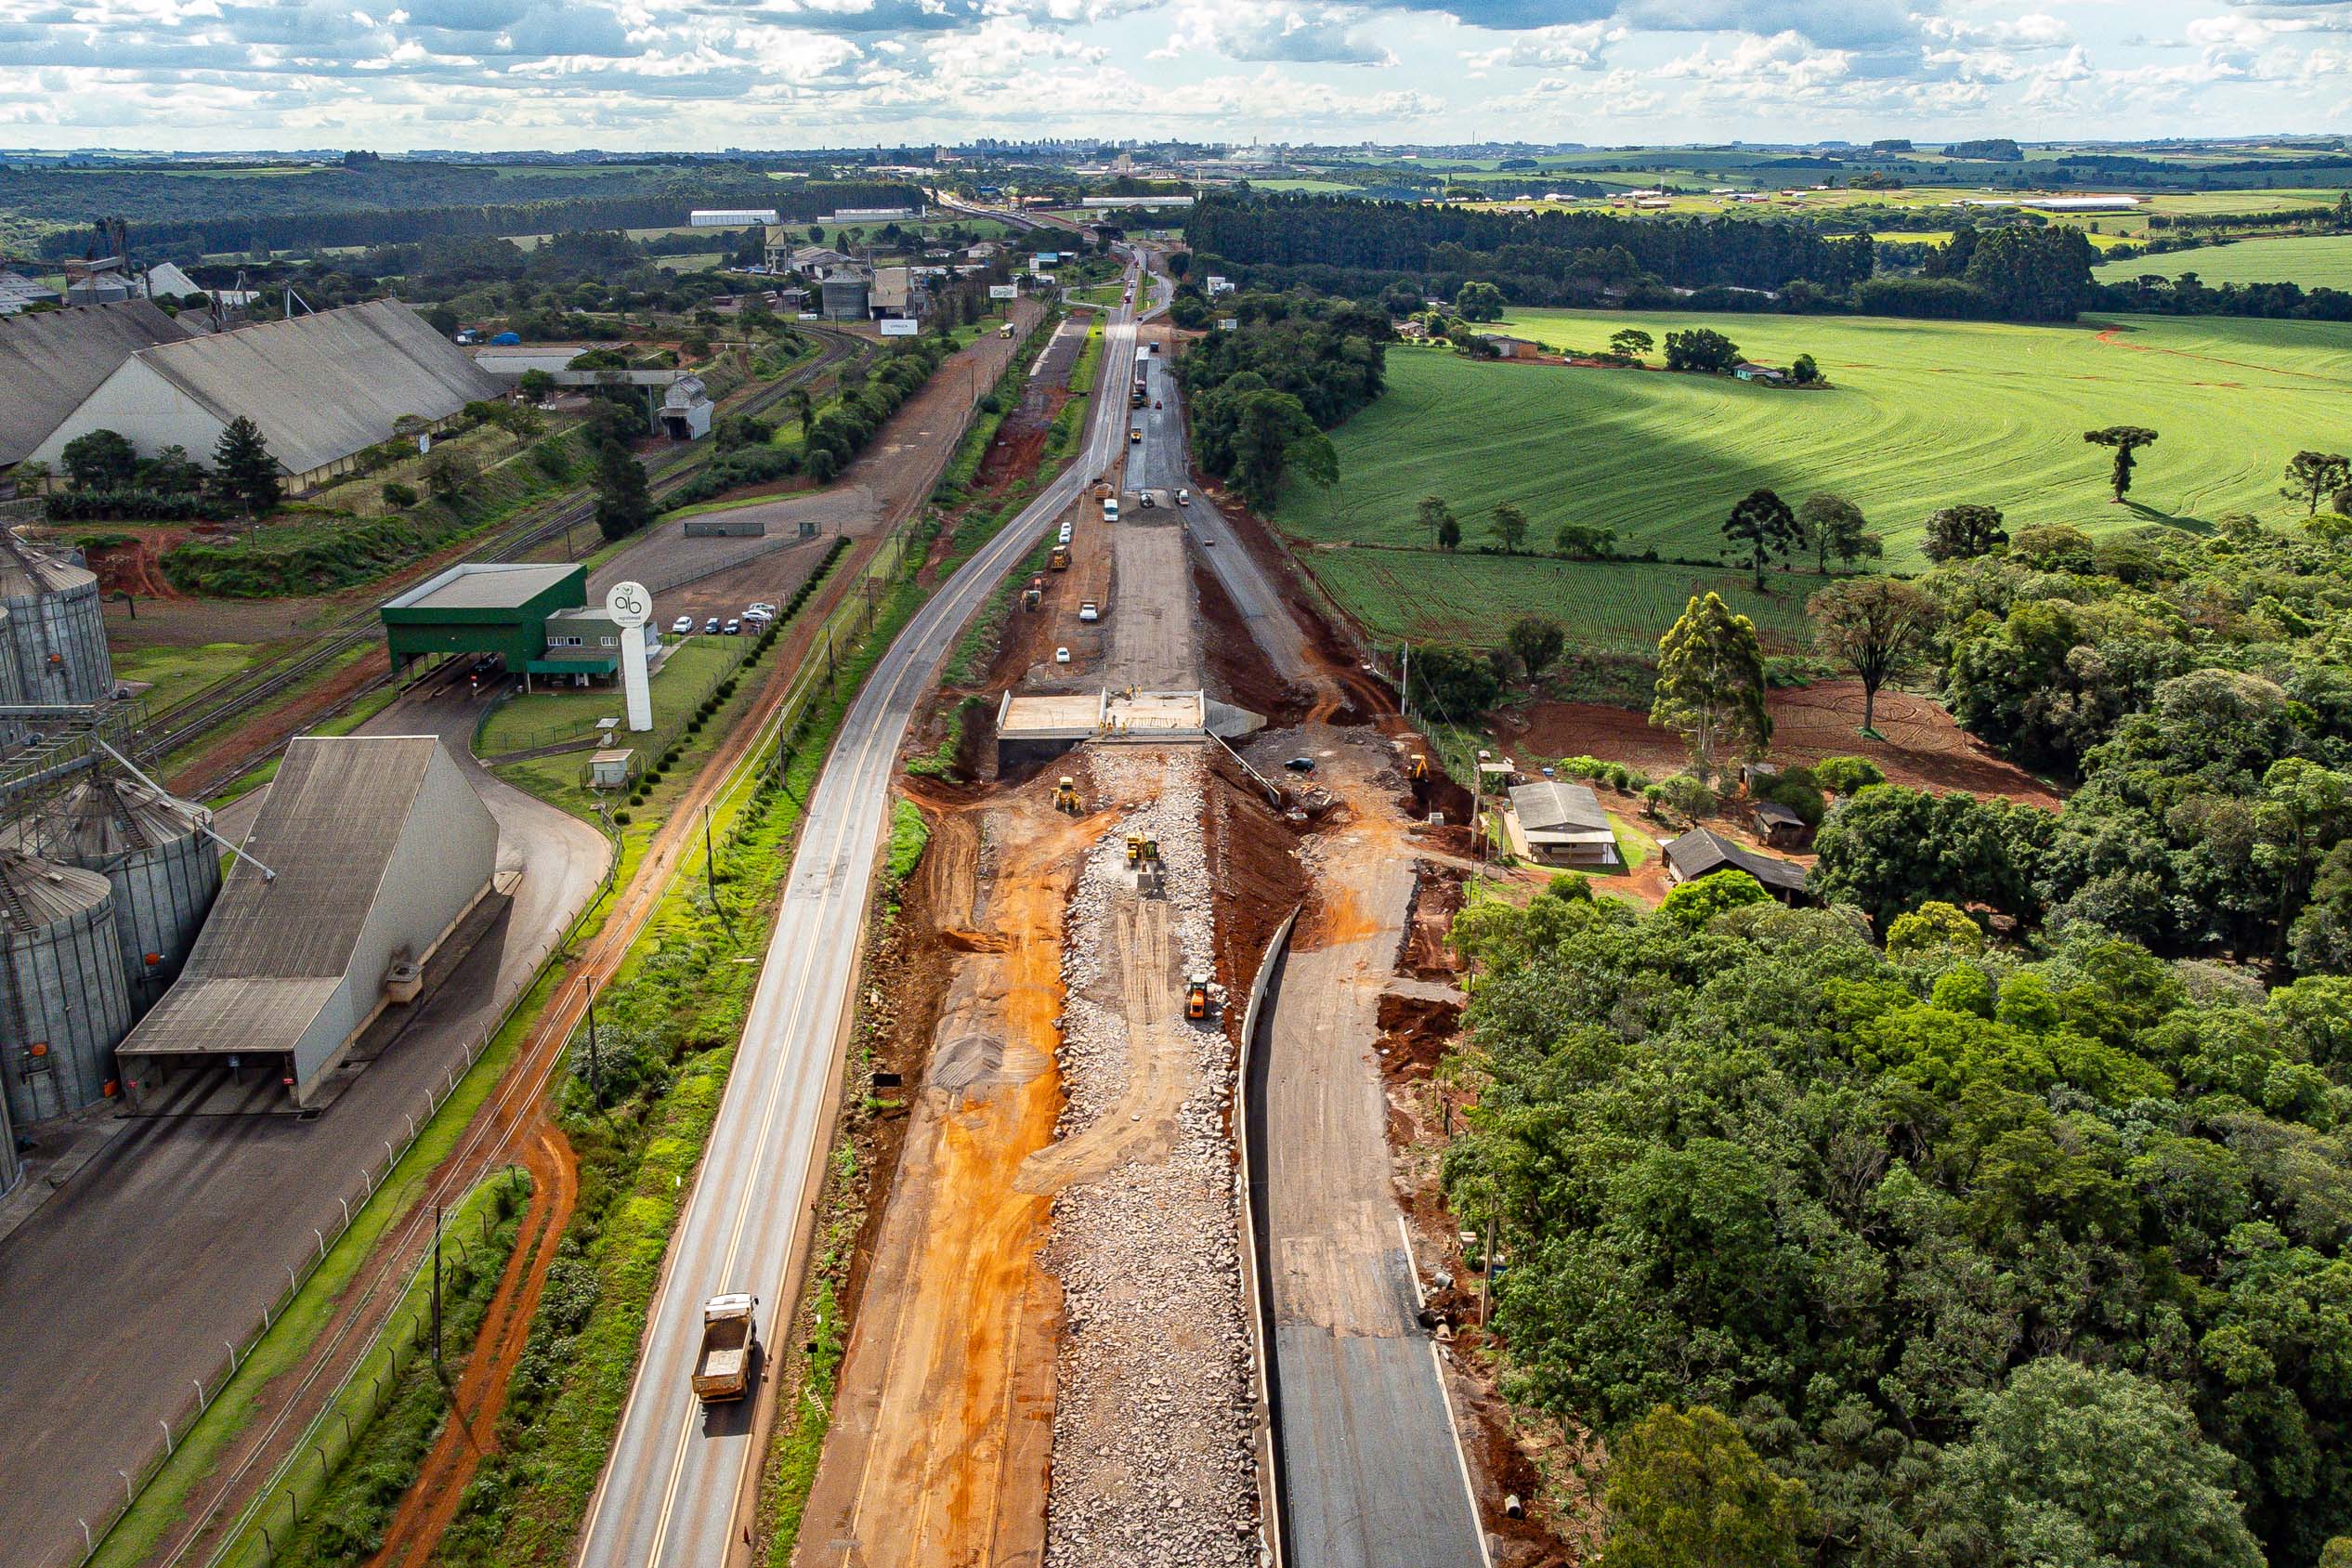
2094;233;2352;290
477;635;741;756
111;640;259;712
1276;311;2352;572
1303;548;1818;659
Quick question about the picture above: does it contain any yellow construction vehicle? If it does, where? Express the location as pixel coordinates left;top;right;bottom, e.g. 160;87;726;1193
1125;831;1143;866
1022;583;1043;611
1407;753;1430;782
1185;971;1210;1021
1142;835;1159;863
1049;544;1071;572
1054;777;1080;813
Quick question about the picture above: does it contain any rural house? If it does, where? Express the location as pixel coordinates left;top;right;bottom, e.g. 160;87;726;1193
1733;361;1788;383
1476;333;1542;359
1505;780;1619;867
1753;799;1812;850
1661;826;1810;904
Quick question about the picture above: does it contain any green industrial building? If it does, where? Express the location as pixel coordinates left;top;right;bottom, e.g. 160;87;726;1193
378;562;621;684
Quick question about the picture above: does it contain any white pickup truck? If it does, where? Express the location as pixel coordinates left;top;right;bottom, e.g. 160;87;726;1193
692;1293;758;1403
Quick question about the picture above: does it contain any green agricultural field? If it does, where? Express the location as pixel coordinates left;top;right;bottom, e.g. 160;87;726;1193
1303;548;1818;659
2094;233;2352;290
1274;310;2352;573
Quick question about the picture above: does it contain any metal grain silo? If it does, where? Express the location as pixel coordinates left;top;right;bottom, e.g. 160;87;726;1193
0;603;22;751
0;537;114;707
0;846;135;1127
28;778;221;1013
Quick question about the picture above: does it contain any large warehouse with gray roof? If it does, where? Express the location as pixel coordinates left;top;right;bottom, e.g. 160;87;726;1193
114;734;498;1108
0;300;193;472
29;299;503;491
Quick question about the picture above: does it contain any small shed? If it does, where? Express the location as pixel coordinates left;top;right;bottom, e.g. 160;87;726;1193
659;374;712;441
1476;333;1541;359
589;749;637;791
1753;799;1811;850
1733;362;1787;384
1661;826;1810;905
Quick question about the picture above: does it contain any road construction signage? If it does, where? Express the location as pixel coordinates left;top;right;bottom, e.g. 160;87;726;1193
878;318;920;336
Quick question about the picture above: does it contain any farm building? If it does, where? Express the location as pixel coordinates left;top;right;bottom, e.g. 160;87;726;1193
1753;799;1812;849
378;561;625;686
869;266;925;321
1476;333;1542;359
690;208;779;228
29;300;504;492
658;375;713;441
114;735;498;1109
0;269;61;315
1733;362;1787;383
0;301;193;472
1661;827;1810;905
1505;781;1619;867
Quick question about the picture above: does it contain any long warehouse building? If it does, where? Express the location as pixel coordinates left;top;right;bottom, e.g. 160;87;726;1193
114;735;498;1107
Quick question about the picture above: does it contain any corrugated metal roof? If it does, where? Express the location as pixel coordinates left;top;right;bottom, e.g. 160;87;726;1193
128;300;503;478
0;300;192;464
386;560;580;612
121;976;343;1059
195;735;437;975
25;777;210;861
0;533;97;602
1508;780;1612;836
0;847;112;932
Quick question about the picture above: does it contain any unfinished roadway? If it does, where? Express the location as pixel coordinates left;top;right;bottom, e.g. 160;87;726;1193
571;261;1144;1568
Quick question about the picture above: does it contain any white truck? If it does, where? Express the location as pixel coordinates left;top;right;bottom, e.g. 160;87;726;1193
1102;497;1120;523
692;1293;758;1403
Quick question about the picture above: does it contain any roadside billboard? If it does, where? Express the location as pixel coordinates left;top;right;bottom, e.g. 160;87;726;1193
878;318;921;337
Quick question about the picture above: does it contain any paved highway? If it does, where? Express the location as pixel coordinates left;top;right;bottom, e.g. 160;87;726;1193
573;258;1143;1568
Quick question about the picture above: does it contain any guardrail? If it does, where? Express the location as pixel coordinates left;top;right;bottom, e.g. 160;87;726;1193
1235;905;1301;1568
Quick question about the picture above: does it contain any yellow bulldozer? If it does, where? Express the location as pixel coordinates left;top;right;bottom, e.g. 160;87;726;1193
1053;777;1080;813
1185;971;1210;1020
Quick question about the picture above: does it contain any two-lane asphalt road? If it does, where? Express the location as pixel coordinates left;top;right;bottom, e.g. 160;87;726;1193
573;262;1142;1568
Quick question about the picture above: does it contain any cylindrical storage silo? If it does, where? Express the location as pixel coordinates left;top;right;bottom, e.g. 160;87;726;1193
0;540;114;706
26;778;221;1013
0;1073;19;1193
0;847;136;1127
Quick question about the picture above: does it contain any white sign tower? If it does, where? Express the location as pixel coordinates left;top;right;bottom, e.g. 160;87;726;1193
604;580;654;733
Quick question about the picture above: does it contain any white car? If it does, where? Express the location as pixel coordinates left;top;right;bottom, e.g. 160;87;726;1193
1176;489;1190;506
672;616;695;634
1054;646;1072;665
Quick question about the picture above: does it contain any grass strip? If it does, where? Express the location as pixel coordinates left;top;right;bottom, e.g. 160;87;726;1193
226;1170;532;1568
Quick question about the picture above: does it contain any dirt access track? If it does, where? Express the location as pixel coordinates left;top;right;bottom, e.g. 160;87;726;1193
124;313;1039;1568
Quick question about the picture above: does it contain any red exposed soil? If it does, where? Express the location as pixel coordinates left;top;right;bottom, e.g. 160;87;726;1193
1495;680;2062;808
1194;555;1311;726
80;533;189;599
1374;992;1459;1080
1401;868;1466;981
1203;754;1310;1026
364;1125;578;1568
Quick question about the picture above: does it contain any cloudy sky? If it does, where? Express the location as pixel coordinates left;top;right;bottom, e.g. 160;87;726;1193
0;0;2343;150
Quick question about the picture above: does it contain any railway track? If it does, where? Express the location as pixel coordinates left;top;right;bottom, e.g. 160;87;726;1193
137;325;872;779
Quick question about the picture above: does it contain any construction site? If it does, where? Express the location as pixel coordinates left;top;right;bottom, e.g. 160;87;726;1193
794;306;1531;1568
0;234;1556;1568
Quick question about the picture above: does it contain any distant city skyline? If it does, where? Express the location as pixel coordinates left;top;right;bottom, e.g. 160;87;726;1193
0;0;2344;151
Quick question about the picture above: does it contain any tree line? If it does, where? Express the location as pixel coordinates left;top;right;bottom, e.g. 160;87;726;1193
1177;293;1388;509
25;176;919;260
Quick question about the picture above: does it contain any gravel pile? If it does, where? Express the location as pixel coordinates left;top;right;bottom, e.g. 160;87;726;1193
1041;747;1260;1568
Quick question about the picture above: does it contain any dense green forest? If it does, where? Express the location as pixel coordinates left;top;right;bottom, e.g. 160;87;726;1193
1184;190;1875;305
1176;294;1389;507
1447;882;2352;1566
12;165;918;257
1785;518;2352;971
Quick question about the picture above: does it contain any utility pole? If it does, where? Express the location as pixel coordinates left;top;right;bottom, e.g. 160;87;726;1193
584;979;603;1110
431;1203;445;1376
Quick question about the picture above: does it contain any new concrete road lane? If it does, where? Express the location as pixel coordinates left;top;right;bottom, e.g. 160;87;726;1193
572;262;1143;1568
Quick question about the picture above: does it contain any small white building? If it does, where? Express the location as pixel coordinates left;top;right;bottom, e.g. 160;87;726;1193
658;374;713;441
1505;781;1619;867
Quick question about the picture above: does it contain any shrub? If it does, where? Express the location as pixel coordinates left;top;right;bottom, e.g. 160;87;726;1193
380;481;419;509
1813;755;1886;796
1660;773;1718;822
613;810;632;825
